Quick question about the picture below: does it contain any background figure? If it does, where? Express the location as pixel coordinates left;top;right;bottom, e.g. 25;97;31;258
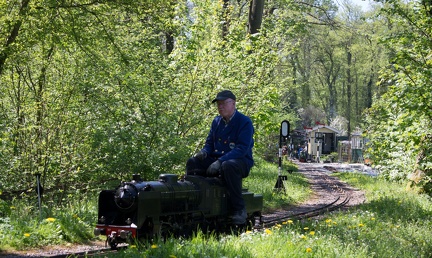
186;90;254;225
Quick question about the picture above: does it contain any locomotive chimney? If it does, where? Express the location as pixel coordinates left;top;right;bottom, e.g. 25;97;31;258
132;174;142;182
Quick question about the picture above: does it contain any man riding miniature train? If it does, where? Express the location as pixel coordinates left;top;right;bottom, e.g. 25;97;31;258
186;90;254;225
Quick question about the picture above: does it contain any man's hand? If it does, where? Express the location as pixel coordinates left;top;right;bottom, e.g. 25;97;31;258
194;150;207;160
206;160;221;176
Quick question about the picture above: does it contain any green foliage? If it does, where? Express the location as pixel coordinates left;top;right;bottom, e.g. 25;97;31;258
322;152;338;163
0;0;309;199
364;0;432;193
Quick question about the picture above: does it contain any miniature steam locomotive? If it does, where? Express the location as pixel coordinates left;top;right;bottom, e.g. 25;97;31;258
94;173;263;248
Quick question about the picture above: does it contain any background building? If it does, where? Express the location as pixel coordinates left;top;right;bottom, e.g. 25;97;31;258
305;124;340;161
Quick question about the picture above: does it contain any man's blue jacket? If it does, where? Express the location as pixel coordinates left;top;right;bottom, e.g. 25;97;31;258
202;110;254;170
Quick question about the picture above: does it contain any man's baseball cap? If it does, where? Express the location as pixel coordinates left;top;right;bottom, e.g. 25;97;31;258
212;90;236;103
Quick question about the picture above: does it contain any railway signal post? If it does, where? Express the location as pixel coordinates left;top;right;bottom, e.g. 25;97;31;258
274;120;290;191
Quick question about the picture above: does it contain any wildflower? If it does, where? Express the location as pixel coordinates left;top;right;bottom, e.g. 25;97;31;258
304;227;309;231
325;219;332;223
287;220;293;224
371;217;375;220
309;231;315;236
358;223;364;227
130;245;137;248
246;230;252;234
300;234;307;240
24;233;30;237
10;206;16;209
306;247;312;253
151;244;158;249
265;229;272;235
46;218;56;222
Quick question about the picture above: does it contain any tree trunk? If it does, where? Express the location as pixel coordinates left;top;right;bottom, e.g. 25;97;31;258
248;0;264;34
0;0;31;75
346;49;352;135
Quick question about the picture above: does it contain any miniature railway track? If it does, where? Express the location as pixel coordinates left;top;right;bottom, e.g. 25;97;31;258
259;165;353;228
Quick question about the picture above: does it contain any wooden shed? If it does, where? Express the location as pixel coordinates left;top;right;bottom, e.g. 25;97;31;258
305;124;340;161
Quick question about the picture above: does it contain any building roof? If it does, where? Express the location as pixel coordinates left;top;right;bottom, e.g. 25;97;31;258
306;125;341;134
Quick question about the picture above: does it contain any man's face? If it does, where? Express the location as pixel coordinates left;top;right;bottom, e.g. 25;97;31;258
216;99;236;119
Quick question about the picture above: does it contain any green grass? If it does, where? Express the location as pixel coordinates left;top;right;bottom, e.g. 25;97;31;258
244;158;310;212
0;194;98;251
1;161;431;258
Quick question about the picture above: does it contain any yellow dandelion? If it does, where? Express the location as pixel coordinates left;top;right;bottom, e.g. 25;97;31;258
151;244;158;249
371;217;375;220
309;231;315;236
358;223;364;227
304;227;309;231
287;220;293;224
300;234;307;240
24;233;30;237
282;221;287;225
130;245;137;248
325;219;332;223
10;206;16;209
333;221;337;225
246;230;252;234
306;247;312;253
265;229;272;235
46;218;56;222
